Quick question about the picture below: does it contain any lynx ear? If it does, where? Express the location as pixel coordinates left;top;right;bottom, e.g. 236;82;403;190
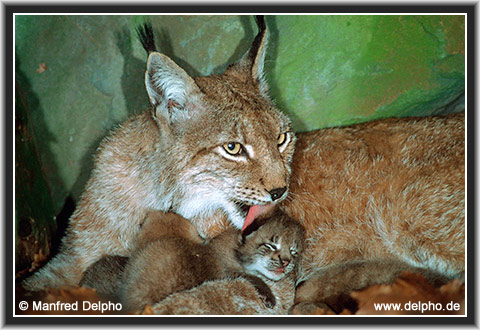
236;15;269;97
145;52;203;124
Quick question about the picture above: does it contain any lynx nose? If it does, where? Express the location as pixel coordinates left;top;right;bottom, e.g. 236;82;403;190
269;187;287;201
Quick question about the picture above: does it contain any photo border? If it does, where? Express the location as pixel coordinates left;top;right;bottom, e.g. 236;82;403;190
5;2;476;326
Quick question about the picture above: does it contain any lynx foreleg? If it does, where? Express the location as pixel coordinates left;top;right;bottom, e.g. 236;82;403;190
22;212;142;291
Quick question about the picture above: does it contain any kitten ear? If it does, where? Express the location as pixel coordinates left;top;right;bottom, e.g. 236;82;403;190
228;15;269;97
145;52;203;124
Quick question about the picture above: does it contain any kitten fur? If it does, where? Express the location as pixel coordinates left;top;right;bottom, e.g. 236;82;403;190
23;17;295;291
79;255;128;302
79;211;203;299
116;210;303;311
148;274;296;315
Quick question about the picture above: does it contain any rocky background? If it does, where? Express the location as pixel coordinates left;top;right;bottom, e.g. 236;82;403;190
15;15;465;281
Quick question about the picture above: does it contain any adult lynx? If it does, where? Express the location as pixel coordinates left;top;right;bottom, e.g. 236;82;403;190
23;17;294;290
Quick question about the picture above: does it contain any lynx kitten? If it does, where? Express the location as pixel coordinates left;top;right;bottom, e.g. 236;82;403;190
81;210;304;312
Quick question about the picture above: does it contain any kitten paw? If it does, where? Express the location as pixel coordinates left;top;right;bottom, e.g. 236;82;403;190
259;290;276;309
244;275;277;308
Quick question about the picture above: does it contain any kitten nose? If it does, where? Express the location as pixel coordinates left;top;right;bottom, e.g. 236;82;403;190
269;187;287;201
279;257;289;267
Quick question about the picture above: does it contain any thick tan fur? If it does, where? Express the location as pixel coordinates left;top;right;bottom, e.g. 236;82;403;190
279;113;464;306
293;259;451;312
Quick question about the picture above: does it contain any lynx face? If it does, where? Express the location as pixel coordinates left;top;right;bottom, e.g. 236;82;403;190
142;20;296;232
172;75;296;230
237;213;304;281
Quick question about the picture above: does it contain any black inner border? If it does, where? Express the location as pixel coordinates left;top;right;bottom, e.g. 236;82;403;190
5;3;476;326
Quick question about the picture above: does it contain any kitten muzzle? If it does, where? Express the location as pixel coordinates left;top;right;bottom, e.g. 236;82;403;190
275;268;285;274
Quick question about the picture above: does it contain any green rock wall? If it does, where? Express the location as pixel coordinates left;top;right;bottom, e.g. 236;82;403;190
268;15;464;130
15;15;465;254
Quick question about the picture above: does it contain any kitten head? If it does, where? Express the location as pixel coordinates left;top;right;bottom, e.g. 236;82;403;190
140;18;295;234
237;211;305;281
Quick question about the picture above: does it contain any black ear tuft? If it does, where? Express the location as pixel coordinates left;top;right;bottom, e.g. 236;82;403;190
255;15;266;32
245;15;267;70
136;22;157;54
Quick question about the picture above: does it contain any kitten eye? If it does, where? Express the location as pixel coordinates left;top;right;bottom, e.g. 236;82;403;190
223;142;243;155
264;243;277;251
290;247;297;256
278;133;287;146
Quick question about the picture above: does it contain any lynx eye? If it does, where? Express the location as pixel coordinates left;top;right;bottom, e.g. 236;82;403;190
278;132;292;153
223;142;242;155
278;133;287;146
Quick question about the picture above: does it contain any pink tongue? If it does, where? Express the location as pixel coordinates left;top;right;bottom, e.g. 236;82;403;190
241;204;275;232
